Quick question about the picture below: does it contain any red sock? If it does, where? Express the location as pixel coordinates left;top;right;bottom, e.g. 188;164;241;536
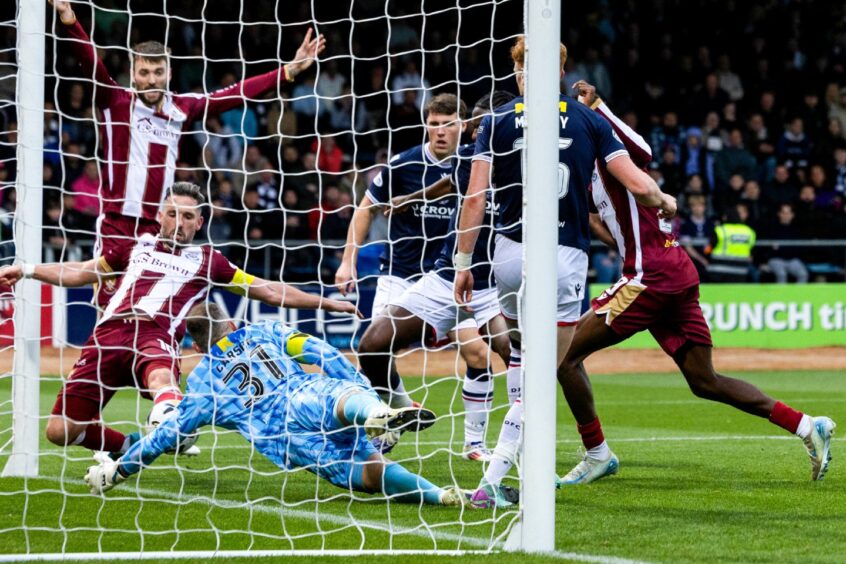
769;401;804;434
577;418;605;450
75;424;126;452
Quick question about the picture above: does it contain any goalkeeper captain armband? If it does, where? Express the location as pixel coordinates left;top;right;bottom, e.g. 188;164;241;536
453;252;473;271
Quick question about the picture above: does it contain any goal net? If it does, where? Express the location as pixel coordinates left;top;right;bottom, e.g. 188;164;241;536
0;0;560;558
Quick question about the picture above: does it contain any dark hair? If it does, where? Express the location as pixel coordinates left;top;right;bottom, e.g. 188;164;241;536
424;93;467;119
132;40;170;63
473;90;517;113
186;302;231;353
166;182;205;205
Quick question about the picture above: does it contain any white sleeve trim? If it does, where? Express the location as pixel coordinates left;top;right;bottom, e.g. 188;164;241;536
604;149;629;163
364;189;384;204
472;154;493;163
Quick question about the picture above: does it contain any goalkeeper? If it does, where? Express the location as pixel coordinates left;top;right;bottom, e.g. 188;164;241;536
84;304;469;507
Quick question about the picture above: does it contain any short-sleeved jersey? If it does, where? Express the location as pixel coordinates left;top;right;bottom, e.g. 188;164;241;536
474;94;627;252
118;322;367;476
433;143;497;290
98;233;250;340
589;102;699;292
365;143;457;279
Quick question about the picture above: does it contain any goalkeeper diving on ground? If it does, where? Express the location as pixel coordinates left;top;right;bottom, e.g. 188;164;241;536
84;303;514;507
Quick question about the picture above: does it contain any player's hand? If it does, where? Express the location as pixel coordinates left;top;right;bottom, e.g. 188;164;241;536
286;28;327;79
334;262;357;296
83;459;126;495
48;0;76;25
453;270;475;312
0;265;23;287
324;298;364;319
572;80;598;107
657;193;677;220
383;195;413;217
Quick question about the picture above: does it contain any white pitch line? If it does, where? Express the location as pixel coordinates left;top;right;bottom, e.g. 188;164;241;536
2;476;651;564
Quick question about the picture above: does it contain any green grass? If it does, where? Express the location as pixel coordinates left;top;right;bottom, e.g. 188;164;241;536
0;370;844;563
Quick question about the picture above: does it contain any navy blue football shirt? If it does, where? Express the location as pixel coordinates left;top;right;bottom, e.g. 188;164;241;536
366;143;457;279
433;143;497;290
473;94;627;252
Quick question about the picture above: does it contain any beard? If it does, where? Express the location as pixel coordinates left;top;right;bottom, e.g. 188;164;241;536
138;88;165;107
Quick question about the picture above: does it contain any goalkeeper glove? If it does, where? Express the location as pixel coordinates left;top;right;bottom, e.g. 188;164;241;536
84;459;126;495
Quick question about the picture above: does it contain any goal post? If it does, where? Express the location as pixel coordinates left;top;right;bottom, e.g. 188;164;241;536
515;0;561;553
2;0;45;479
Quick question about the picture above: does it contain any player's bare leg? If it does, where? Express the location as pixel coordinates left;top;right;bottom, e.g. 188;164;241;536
675;344;836;480
556;311;626;485
358;306;427;407
480;314;511;366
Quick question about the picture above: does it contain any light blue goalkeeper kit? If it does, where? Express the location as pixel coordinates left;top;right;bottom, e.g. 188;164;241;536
118;320;444;501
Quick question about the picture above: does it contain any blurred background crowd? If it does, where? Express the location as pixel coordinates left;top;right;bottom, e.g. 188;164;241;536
0;0;844;284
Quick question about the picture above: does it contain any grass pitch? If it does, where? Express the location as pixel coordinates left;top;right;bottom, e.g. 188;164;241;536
0;369;843;563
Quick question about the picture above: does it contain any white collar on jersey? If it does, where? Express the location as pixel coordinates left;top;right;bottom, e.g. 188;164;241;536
423;142;451;167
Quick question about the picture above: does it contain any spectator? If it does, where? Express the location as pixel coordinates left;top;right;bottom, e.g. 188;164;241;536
680;194;715;279
61;142;86;187
680;127;708;182
797;90;827;141
238;145;271;190
833;146;846;196
776;117;813;169
658;147;683;196
739;179;766;229
689;73;730;124
574;47;613;100
765;204;809;283
763;164;798;209
316;60;347;113
281;189;310;241
197;116;243;173
715;55;744;102
70;160;101;221
254;164;280;209
827;87;846;139
291;76;324;119
650;111;685;160
714;128;757;192
390;60;430;109
746;113;776;169
312;135;345;173
707;204;757;283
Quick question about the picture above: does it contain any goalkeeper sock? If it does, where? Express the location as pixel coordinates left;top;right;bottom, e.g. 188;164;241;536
506;338;522;405
769;401;808;436
153;385;183;404
382;463;443;505
341;392;385;426
72;424;126;452
463;366;493;445
482;399;522;488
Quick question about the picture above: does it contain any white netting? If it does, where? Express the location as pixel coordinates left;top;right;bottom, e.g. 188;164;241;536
0;0;527;557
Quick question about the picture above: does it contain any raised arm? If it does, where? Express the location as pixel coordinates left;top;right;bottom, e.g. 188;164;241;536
196;29;326;119
452;159;489;306
335;193;378;295
50;0;119;108
0;257;113;289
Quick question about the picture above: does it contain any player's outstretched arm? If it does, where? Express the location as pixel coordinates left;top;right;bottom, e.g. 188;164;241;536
335;194;378;295
50;0;119;108
384;176;454;217
283;330;362;382
200;28;326;119
0;258;112;288
84;403;206;495
248;279;362;318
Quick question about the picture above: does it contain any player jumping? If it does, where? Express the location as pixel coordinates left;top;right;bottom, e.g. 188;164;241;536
83;303;493;508
0;182;357;457
556;81;836;484
50;0;325;308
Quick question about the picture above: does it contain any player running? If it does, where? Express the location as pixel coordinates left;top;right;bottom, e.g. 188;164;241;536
556;81;836;484
334;95;463;406
0;182;357;457
50;0;325;308
358;92;517;461
83;304;486;508
452;38;676;507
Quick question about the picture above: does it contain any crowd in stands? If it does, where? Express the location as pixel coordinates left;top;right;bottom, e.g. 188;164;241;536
0;0;844;283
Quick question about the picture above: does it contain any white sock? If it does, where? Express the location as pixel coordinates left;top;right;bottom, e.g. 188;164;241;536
586;440;611;461
483;400;523;488
795;414;813;439
387;378;414;409
463;367;494;445
506;342;522;405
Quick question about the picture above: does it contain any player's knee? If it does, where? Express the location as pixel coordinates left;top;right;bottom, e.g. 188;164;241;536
45;418;80;446
358;323;391;355
361;459;386;492
459;341;489;368
686;373;720;400
490;333;511;365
